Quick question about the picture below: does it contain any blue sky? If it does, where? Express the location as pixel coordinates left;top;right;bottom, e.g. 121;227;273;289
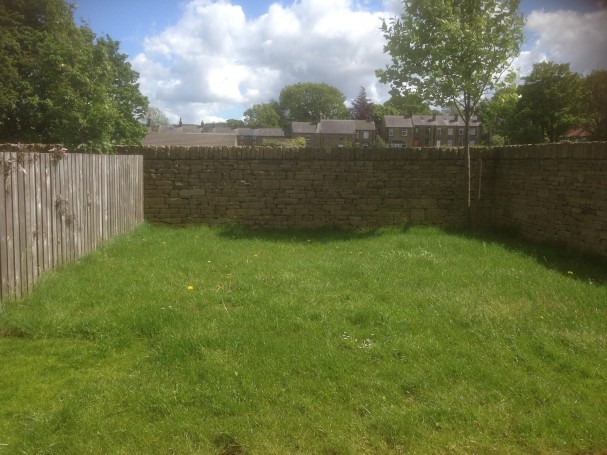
72;0;607;123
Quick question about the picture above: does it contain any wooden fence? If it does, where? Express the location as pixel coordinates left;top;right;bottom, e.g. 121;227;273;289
0;147;143;301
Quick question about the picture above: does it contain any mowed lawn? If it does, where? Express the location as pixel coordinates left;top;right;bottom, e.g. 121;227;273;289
1;223;606;454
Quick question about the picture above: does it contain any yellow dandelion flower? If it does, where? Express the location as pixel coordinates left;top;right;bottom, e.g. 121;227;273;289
187;285;194;290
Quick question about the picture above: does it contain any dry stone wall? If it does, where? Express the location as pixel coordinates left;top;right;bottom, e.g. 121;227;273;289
116;142;607;257
488;142;607;257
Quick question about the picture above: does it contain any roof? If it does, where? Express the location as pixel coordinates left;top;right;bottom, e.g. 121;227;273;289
236;128;255;136
255;128;285;137
212;127;234;134
564;128;590;138
354;120;376;131
142;132;237;146
384;115;480;128
383;116;414;128
318;119;355;135
291;122;318;134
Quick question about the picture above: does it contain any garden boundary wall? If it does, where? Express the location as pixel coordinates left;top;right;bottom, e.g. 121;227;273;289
116;142;607;258
1;146;144;301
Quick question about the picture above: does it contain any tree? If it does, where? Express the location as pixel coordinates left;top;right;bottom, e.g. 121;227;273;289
477;71;519;144
0;0;148;149
584;69;607;140
513;61;586;143
377;0;524;208
384;88;432;116
371;103;401;127
243;102;282;128
147;107;169;128
350;87;374;120
225;119;245;129
279;82;349;123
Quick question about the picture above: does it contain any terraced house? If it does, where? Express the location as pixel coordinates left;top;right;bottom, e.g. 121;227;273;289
380;114;481;148
291;119;376;147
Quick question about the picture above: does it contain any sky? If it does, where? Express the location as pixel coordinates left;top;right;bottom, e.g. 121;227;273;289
72;0;607;124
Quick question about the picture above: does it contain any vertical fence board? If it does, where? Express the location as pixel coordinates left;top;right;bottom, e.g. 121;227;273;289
12;153;22;298
0;156;8;300
4;153;16;299
1;149;143;301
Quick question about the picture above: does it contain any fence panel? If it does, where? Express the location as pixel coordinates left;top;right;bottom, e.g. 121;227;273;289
0;148;143;301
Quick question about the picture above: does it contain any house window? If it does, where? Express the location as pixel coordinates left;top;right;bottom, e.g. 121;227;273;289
402;129;408;136
253;137;257;144
470;140;476;146
459;128;464;136
436;140;441;147
470;127;476;136
437;128;441;136
363;131;369;139
426;127;431;135
355;131;360;139
447;140;453;147
363;143;368;147
305;135;311;143
448;128;453;136
415;127;419;134
388;128;394;137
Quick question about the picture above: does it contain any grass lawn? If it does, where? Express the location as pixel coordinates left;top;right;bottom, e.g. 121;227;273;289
1;223;606;454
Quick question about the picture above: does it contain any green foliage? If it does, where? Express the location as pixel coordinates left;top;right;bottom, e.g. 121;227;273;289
384;88;432;116
584;69;607;140
477;71;519;144
243;102;282;128
225;119;245;129
377;0;524;206
0;0;148;149
512;61;586;143
147;107;170;128
350;87;374;120
1;224;606;453
261;137;306;148
278;82;349;123
377;0;523;119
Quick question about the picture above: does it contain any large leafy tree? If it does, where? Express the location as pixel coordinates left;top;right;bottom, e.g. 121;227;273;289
350;87;374;120
0;0;148;148
477;71;519;144
512;61;586;143
147;107;170;128
243;102;283;128
377;0;524;207
584;69;607;140
278;83;349;123
384;88;432;116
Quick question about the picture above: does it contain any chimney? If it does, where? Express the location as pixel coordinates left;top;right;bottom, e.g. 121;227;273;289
432;114;436;122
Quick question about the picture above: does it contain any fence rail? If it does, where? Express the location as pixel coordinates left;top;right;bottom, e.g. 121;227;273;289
1;148;143;301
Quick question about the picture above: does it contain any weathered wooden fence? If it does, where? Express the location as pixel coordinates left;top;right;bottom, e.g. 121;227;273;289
0;146;143;301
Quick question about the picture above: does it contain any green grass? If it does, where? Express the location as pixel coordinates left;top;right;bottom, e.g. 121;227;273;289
1;223;606;454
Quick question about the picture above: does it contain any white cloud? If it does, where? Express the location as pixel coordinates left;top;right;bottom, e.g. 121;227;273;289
514;8;607;76
132;0;392;122
132;0;607;123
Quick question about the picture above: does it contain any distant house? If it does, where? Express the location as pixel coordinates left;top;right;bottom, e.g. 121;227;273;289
291;122;320;147
235;128;286;146
290;119;376;147
563;128;590;142
380;114;481;147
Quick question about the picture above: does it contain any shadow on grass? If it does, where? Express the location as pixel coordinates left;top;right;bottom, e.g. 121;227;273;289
214;223;407;244
214;222;606;285
444;225;607;286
